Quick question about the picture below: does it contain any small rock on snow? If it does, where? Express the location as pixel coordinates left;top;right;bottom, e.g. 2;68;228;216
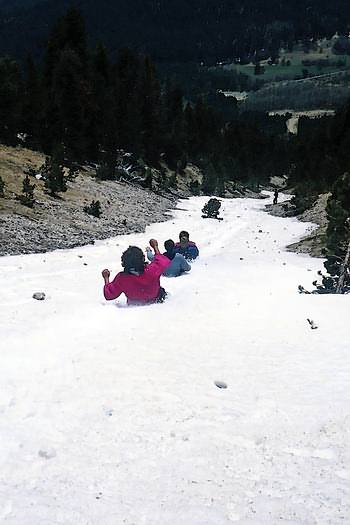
215;380;228;389
307;318;318;330
32;292;46;300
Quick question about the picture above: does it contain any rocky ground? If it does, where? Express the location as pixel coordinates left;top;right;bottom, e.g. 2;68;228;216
265;192;329;258
1;145;327;258
0;146;178;256
1;145;268;257
0;184;176;256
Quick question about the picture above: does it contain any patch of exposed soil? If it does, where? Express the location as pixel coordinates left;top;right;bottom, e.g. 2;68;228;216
0;145;176;256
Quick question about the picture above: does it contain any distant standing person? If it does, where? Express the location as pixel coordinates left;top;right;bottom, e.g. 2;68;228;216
102;239;170;305
273;189;279;205
174;230;199;260
146;239;191;277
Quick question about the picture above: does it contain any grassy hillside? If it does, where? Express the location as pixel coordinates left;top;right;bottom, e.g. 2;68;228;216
0;145;45;216
221;42;350;82
0;144;176;256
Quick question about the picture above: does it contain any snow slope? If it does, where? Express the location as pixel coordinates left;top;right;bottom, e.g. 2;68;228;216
1;194;349;525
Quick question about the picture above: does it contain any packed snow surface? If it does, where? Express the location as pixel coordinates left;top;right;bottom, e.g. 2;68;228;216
1;194;349;524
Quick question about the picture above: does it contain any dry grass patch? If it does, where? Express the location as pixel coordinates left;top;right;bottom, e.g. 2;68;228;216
0;145;99;217
0;145;46;215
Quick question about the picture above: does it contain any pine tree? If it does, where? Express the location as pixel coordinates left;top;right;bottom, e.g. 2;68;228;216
87;43;113;160
24;166;37;178
335;231;350;293
95;162;115;181
0;57;21;145
50;48;87;160
93;43;110;83
138;56;162;164
42;148;67;197
302;173;350;295
44;8;87;87
0;176;5;197
95;149;118;180
201;163;218;195
193;99;220;161
216;169;226;197
45;161;66;197
201;198;222;219
326;172;350;256
114;48;142;152
189;180;200;196
300;240;350;295
163;83;186;168
22;55;43;150
184;103;197;159
142;167;153;189
43;8;88;159
67;165;79;182
84;200;102;218
18;175;35;207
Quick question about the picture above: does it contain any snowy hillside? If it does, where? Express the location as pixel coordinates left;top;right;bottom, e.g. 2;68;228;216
1;194;349;524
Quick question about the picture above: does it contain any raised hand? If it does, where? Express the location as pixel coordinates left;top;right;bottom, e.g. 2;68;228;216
102;268;110;280
149;238;158;250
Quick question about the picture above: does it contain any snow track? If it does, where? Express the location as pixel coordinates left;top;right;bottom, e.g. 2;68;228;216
1;195;349;524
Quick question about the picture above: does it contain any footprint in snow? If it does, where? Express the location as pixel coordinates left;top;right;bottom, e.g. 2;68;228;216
38;448;56;459
285;447;335;460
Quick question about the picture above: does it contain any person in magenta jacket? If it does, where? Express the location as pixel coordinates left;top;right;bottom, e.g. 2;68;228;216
102;239;170;305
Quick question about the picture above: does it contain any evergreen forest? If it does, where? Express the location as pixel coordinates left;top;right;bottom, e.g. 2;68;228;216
1;7;350;277
1;0;350;63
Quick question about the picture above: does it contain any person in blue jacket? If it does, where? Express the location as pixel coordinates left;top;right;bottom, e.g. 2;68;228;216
146;239;191;277
174;230;199;260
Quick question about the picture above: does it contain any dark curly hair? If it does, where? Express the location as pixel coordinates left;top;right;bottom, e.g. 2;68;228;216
179;230;189;240
164;239;175;252
121;246;146;274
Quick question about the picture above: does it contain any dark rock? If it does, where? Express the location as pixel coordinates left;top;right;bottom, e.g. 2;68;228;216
214;380;227;389
32;292;45;300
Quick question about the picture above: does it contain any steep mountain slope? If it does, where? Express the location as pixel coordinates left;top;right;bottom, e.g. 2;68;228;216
1;0;349;61
1;195;349;523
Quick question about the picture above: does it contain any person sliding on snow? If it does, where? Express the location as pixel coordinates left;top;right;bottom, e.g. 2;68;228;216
146;239;191;277
174;231;199;260
102;239;170;305
273;189;279;205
